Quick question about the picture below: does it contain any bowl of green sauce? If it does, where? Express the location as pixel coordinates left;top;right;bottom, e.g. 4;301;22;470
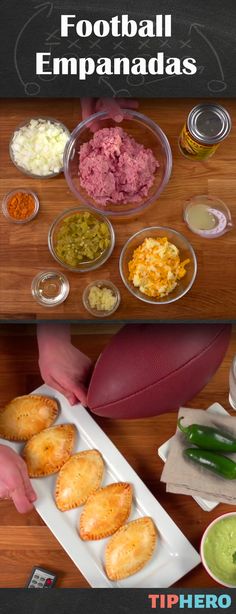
201;513;236;587
48;207;115;272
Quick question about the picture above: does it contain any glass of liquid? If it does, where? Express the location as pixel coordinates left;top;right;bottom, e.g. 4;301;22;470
183;195;233;238
229;356;236;411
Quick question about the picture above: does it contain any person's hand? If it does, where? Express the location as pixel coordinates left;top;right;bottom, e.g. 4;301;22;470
37;324;92;406
81;97;139;131
0;445;37;514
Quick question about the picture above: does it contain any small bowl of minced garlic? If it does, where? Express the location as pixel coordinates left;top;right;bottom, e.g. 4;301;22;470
83;280;121;318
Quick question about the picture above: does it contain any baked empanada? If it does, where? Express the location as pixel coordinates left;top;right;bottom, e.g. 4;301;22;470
79;482;132;541
105;517;157;580
22;423;76;477
55;449;104;511
0;395;58;441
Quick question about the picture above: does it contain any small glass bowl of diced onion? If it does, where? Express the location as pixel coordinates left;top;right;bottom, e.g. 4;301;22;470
9;117;70;178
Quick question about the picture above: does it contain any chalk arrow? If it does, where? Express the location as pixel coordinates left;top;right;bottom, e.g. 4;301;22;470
188;22;205;36
14;2;54;91
98;76;131;97
197;65;205;75
34;3;54;18
188;22;225;81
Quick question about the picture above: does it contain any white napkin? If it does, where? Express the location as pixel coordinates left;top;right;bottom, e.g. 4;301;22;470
161;407;236;504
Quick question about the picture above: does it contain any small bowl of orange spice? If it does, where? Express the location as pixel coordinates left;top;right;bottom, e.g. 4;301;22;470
2;189;39;223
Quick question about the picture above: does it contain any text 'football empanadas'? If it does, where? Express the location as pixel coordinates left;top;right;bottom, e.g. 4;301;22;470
0;395;59;441
55;449;104;511
105;517;157;580
22;423;76;477
78;482;132;541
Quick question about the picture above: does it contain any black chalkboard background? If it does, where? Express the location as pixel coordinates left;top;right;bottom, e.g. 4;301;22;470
0;590;235;614
0;0;235;97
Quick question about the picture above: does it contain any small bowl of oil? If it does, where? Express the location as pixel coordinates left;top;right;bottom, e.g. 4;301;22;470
183;195;233;238
31;271;70;307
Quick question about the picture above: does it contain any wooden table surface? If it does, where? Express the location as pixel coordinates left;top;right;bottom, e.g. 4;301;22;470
0;323;235;588
1;98;236;321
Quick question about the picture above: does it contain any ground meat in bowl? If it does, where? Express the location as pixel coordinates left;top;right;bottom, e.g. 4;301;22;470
79;127;159;206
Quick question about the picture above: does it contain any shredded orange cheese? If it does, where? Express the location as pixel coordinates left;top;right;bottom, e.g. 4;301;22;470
128;237;190;298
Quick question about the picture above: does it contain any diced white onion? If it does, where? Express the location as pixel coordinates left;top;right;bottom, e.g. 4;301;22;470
11;118;69;176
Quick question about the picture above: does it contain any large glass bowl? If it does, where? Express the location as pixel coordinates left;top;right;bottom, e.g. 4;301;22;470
119;227;197;304
48;207;115;273
63;110;172;217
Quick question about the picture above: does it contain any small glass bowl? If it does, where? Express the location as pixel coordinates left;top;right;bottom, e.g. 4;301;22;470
63;109;172;217
183;195;233;238
31;271;70;307
48;206;115;273
83;280;121;317
2;189;39;224
119;227;197;305
9;117;70;179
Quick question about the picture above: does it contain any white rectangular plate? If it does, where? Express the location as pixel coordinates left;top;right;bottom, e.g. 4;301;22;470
0;384;200;588
158;403;229;512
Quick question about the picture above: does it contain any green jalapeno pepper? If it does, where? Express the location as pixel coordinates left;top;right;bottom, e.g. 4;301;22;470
184;448;236;479
178;417;236;452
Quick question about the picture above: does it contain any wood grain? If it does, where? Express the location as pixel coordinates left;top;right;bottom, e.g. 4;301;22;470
0;324;235;587
0;98;236;321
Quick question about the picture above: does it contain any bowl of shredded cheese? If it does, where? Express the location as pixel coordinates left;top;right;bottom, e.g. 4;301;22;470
119;227;197;304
